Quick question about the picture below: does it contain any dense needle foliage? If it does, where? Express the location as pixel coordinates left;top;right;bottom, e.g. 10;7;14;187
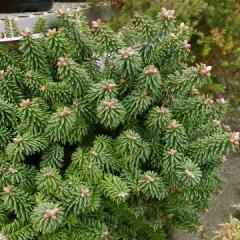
0;8;239;240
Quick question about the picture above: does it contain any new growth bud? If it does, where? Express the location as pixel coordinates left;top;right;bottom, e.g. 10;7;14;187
40;85;47;92
92;19;102;29
161;8;175;20
101;231;110;238
183;40;191;52
13;137;23;144
25;71;33;79
117;191;128;198
43;171;54;178
119;48;135;59
0;70;4;80
55;8;70;17
103;100;116;110
180;22;189;30
185;169;195;179
197;63;212;77
3;185;12;194
43;208;59;220
57;57;69;67
59;106;71;117
126;135;137;141
144;65;159;75
157;107;170;115
80;187;90;198
21;28;31;38
204;98;214;107
133;12;141;19
19;99;31;108
145;175;155;184
46;28;58;37
229;132;239;145
168;149;177;156
0;234;6;240
103;83;117;92
168;120;181;129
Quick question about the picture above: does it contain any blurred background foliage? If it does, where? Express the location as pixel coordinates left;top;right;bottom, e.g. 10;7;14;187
85;0;240;106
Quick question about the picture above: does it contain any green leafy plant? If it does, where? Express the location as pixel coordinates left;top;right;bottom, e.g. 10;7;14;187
3;16;20;38
92;0;240;102
0;8;239;239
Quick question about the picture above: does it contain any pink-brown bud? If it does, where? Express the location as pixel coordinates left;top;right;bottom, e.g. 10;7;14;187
183;40;191;52
156;107;170;115
145;175;155;184
144;65;159;75
185;169;195;179
168;120;181;129
222;124;231;132
101;231;110;238
55;8;69;17
126;135;137;141
0;70;4;80
13;137;23;144
103;100;116;110
204;98;214;107
229;132;239;145
180;22;189;30
43;208;59;219
103;83;117;92
133;12;141;19
19;99;31;108
3;185;12;194
25;71;33;79
46;28;58;37
119;48;135;59
0;234;6;240
213;120;221;127
43;171;54;178
197;63;212;77
91;19;102;29
6;66;13;72
40;85;47;92
57;57;69;67
168;149;177;156
59;106;71;117
161;8;175;20
21;28;31;38
80;187;90;198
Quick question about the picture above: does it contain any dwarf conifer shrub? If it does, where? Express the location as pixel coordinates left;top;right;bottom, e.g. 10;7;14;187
0;8;239;240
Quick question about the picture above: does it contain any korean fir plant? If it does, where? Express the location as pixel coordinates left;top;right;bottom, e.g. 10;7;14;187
0;8;239;240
